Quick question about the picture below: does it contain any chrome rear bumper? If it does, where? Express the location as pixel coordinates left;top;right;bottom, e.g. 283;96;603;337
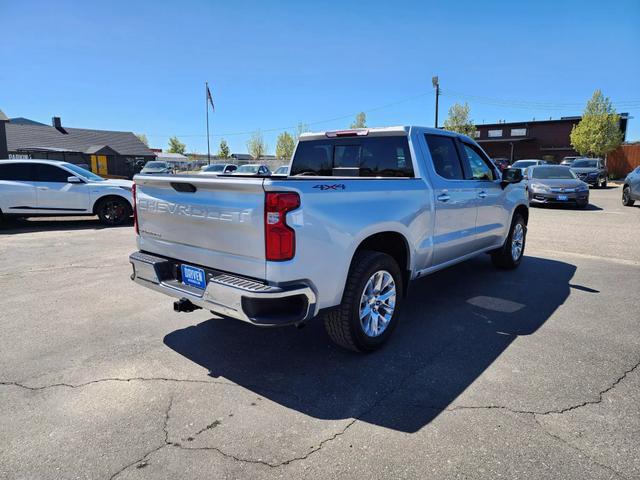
129;251;317;326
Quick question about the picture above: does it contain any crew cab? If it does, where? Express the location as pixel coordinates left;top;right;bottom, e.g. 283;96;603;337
129;126;528;352
0;159;133;225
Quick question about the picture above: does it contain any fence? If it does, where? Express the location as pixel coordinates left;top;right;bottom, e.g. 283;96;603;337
607;144;640;178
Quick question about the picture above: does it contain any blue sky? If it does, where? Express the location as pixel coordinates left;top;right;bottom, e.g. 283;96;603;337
1;0;638;154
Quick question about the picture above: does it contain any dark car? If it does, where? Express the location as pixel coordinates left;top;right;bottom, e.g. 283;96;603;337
139;161;173;175
570;158;608;188
492;157;510;171
622;166;640;206
527;165;589;208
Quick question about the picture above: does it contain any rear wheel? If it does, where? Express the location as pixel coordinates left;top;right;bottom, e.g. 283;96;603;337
491;213;526;269
622;186;635;206
323;250;403;352
96;197;131;226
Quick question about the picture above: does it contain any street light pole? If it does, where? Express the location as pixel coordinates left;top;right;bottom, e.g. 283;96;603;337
432;76;440;128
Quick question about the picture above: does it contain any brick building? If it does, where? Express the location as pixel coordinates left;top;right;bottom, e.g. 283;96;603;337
475;114;629;163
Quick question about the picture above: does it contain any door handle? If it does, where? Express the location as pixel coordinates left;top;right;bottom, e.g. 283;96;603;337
37;187;48;190
437;193;450;202
478;191;487;199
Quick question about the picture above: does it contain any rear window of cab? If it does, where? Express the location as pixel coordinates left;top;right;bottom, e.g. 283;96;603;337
290;136;414;177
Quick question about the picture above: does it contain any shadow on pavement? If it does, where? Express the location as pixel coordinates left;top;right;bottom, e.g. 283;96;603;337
533;203;603;211
0;216;133;234
164;255;577;433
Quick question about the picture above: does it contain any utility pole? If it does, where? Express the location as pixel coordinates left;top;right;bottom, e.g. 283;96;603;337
432;76;440;128
205;82;211;165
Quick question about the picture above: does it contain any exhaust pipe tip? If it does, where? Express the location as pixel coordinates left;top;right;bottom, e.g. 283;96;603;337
173;298;201;313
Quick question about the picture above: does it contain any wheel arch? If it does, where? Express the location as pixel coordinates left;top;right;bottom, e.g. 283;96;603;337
92;194;133;215
350;230;412;295
514;203;529;224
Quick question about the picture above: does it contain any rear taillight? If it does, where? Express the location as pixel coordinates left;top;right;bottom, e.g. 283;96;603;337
132;183;139;235
265;192;300;261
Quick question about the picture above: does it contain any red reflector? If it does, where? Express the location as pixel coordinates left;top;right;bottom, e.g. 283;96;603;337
132;183;139;235
265;192;300;261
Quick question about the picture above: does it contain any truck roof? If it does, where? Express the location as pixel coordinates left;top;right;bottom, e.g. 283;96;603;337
298;126;475;142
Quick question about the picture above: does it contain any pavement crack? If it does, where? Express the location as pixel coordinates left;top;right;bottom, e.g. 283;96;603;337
108;396;173;480
0;376;303;403
531;414;630;480
393;356;640;417
537;357;640;416
174;418;358;468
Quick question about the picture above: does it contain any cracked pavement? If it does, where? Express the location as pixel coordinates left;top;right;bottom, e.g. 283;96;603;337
1;187;639;479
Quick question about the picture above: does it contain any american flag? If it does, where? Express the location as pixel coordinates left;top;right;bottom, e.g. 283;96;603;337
206;84;215;111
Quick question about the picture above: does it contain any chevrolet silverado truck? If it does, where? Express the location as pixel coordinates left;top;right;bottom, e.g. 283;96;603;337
129;126;528;352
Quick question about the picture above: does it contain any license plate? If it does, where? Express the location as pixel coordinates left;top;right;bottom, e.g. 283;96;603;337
557;195;568;201
181;264;207;289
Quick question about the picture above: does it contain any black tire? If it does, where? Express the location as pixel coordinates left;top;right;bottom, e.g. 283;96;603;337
96;197;132;226
491;213;526;270
602;178;608;188
323;250;403;352
622;186;635;206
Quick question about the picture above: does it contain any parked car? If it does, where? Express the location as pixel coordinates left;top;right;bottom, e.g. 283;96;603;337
622;166;640;206
200;163;237;175
140;161;173;175
232;164;271;176
492;158;510;171
560;156;580;166
0;159;133;225
526;165;589;208
510;159;547;176
273;165;290;176
129;126;528;352
570;158;608;188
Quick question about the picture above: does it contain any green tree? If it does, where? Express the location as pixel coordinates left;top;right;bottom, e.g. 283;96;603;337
443;102;475;137
135;133;149;147
570;89;623;158
167;136;186;154
247;131;267;159
217;138;231;159
350;112;367;129
276;131;296;160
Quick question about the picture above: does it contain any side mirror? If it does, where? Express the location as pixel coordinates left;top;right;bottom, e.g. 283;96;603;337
500;168;523;189
67;176;83;183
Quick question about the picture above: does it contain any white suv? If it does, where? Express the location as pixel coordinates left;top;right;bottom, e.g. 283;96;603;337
0;159;133;225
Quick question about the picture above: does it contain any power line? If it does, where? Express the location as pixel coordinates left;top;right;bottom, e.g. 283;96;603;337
145;90;639;139
441;89;640;110
146;91;433;138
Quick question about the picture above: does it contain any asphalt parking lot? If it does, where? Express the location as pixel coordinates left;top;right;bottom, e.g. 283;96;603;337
1;185;638;480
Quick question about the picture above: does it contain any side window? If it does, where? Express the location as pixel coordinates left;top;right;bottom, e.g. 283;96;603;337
0;163;35;181
35;164;71;183
425;134;464;180
461;143;496;181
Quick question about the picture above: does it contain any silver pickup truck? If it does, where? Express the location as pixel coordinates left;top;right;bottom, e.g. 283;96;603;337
130;126;528;352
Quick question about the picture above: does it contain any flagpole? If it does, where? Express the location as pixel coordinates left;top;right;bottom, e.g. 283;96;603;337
206;82;211;165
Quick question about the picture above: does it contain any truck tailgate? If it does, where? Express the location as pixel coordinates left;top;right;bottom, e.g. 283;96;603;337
134;175;266;279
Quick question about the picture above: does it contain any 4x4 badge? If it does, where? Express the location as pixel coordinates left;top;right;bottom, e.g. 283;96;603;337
313;184;346;191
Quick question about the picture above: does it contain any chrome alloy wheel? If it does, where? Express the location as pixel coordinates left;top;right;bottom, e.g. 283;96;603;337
511;222;525;261
359;270;396;337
